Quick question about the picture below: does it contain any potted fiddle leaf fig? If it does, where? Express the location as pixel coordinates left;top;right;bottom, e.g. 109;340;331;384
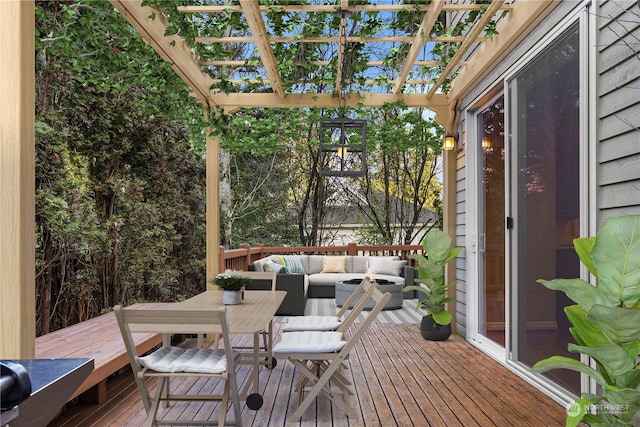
532;215;640;427
403;229;461;341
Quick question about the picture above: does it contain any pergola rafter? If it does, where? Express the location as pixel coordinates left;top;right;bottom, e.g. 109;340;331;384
392;0;445;94
110;0;217;104
239;0;285;97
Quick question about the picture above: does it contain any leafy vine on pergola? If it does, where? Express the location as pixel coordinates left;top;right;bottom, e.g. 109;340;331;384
117;0;514;122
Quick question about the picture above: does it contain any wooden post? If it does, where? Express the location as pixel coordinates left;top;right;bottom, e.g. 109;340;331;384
0;0;36;358
443;148;458;334
205;112;221;289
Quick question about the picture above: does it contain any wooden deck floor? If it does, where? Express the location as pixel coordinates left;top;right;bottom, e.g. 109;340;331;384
49;316;570;426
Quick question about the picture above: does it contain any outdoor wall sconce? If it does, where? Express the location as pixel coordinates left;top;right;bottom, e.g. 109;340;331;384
442;132;459;151
319;117;367;177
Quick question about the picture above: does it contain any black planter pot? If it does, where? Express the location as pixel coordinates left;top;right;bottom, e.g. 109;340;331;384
420;316;451;341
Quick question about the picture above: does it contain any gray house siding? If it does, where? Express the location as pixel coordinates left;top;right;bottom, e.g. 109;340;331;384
597;0;640;221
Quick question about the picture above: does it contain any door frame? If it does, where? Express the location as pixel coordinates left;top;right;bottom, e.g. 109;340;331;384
463;1;596;407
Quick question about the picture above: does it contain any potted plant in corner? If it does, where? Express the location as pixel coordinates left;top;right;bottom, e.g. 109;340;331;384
532;215;640;426
210;270;250;305
403;229;461;341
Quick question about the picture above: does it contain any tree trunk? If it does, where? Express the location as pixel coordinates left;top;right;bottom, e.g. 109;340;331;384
220;149;232;248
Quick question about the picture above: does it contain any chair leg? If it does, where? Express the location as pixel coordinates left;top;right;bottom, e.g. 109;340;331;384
135;372;152;413
228;371;243;427
218;380;230;427
288;358;354;422
145;377;167;427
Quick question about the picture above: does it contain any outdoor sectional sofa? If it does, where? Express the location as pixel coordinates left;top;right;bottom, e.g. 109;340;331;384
247;254;417;316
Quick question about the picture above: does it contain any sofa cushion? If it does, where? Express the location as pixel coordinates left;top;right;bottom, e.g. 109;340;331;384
308;273;405;287
349;256;400;273
278;255;305;274
253;255;285;272
264;261;289;274
307;255;324;274
348;256;368;273
368;258;407;276
321;256;347;273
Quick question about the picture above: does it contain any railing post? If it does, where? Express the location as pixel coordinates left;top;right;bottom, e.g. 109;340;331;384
347;242;357;256
240;244;251;270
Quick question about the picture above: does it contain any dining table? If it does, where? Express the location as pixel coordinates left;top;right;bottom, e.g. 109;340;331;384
173;289;286;410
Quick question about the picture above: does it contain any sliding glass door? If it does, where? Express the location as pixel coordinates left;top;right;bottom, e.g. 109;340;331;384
508;23;581;394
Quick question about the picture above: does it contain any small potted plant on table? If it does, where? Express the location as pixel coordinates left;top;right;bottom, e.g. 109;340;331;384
211;270;250;305
403;229;461;341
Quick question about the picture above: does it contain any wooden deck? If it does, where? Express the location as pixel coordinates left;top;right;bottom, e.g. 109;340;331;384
48;316;570;426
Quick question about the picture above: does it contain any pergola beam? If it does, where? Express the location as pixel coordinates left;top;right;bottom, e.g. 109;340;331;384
179;4;513;13
335;1;350;94
427;0;505;98
109;0;215;104
209;93;450;110
239;0;285;98
195;35;477;43
448;0;562;101
393;0;445;94
202;60;445;67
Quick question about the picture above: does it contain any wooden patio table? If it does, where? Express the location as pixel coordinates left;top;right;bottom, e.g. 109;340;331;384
172;289;286;409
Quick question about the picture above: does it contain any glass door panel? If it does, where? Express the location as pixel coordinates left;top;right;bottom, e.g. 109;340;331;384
478;97;506;346
509;24;581;394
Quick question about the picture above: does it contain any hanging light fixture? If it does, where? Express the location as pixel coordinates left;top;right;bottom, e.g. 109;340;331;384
319;9;366;177
482;137;492;149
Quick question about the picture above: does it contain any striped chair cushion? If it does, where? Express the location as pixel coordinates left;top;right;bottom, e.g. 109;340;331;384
281;315;341;332
139;346;236;374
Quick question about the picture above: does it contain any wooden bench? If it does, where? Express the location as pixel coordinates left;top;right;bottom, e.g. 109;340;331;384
35;305;164;404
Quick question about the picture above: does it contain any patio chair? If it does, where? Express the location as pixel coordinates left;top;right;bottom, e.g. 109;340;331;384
114;304;243;427
273;279;391;422
281;277;378;332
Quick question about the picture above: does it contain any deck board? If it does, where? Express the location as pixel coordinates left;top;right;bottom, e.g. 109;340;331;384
48;300;571;427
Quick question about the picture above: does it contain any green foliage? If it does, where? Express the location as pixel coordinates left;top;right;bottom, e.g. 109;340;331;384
35;0;207;334
533;215;640;426
347;103;443;245
403;229;460;325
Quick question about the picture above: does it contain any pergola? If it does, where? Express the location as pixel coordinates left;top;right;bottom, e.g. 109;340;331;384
1;0;560;358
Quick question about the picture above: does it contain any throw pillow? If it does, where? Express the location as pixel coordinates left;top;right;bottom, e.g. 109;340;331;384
282;255;305;274
264;261;289;274
368;258;406;276
321;256;347;273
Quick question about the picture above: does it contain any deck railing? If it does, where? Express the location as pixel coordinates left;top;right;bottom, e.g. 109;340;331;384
219;243;425;272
